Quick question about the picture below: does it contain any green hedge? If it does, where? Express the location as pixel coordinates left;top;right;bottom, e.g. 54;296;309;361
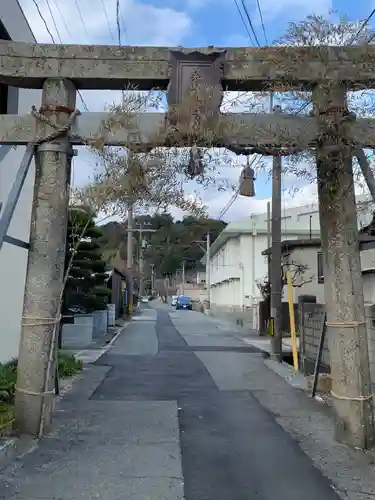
0;352;83;406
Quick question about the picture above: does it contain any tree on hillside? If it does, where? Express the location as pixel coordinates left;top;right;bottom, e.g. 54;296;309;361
63;207;110;316
98;213;226;279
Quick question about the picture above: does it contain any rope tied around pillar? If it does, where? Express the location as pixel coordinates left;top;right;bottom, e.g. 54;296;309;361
31;105;81;147
331;391;373;402
326;320;366;328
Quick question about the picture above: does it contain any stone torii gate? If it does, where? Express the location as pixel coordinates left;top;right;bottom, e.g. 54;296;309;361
0;41;374;447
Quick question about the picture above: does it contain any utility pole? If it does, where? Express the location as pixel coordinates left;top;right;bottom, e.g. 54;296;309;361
182;261;185;295
266;201;271;332
151;264;155;296
138;224;144;298
15;78;76;435
135;223;156;298
270;104;283;362
126;202;134;314
206;232;211;307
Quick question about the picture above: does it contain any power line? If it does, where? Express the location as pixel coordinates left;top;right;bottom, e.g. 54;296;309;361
73;0;90;41
31;0;56;42
99;0;115;42
119;5;129;43
45;0;63;43
217;189;239;220
255;0;268;45
51;0;73;40
351;8;375;44
232;0;256;45
239;0;261;46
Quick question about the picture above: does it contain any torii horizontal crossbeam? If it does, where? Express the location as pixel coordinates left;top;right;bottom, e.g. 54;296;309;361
0;112;375;149
1;41;375;91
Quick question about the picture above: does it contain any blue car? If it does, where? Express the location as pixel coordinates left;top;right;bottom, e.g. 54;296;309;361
176;295;192;310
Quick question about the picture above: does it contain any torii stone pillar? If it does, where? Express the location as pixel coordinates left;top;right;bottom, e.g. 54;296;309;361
313;82;374;449
15;79;76;435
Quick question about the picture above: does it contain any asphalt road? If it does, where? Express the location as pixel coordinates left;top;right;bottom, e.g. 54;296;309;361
0;304;341;500
94;305;340;500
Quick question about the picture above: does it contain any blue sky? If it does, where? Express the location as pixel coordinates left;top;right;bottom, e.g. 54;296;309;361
18;0;375;220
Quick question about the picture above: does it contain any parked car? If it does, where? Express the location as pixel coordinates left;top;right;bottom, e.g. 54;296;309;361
171;295;178;306
141;296;149;303
176;295;192;310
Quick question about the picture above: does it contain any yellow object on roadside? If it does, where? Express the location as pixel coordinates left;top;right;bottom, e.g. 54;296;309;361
286;270;299;372
268;317;274;337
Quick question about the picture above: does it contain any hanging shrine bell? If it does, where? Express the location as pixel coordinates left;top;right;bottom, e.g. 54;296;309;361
186;145;205;179
239;159;256;197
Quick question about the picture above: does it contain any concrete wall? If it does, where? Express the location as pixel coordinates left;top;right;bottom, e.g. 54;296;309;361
0;4;40;363
300;303;328;374
300;302;375;387
206;303;255;334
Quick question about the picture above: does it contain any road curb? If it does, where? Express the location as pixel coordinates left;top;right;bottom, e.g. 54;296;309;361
74;322;131;365
107;321;130;347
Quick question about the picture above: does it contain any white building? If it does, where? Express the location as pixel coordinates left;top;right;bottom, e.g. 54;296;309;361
204;196;374;327
0;4;40;363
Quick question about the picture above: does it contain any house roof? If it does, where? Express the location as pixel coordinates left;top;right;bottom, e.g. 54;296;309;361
261;235;375;256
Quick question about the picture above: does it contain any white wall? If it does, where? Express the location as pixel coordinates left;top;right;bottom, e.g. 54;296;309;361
207;198;375;317
284;247;375;306
283;246;325;304
0;3;40;363
364;274;375;304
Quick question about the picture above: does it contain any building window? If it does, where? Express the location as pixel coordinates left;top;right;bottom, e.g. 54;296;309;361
317;252;324;284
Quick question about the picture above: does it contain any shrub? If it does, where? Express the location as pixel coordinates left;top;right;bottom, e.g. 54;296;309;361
0;353;83;406
0;361;17;404
58;352;83;378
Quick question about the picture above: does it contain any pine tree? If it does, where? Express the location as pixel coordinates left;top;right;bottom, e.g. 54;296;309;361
62;207;110;315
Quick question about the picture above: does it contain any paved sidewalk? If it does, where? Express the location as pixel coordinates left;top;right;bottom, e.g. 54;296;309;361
1;306;375;500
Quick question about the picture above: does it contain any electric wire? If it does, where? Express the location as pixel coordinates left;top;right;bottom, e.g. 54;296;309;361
100;0;115;42
51;0;73;39
255;0;268;45
232;0;256;45
351;8;375;43
73;0;90;41
31;0;56;42
239;0;261;46
44;0;63;43
119;5;129;43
